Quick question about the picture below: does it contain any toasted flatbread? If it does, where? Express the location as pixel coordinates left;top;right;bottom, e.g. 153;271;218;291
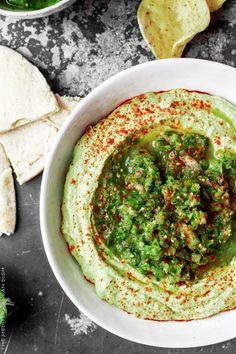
138;0;210;59
206;0;226;12
0;46;59;133
0;144;16;236
0;96;80;185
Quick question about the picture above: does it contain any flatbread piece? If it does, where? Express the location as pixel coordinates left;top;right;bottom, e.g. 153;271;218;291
0;144;16;236
138;0;210;58
206;0;226;12
0;45;59;133
0;96;80;185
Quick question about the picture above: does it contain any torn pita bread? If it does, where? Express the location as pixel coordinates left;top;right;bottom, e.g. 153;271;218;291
0;46;59;133
0;144;16;236
0;96;80;185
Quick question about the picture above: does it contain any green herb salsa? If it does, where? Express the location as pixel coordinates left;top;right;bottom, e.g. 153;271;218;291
93;130;236;283
0;0;60;11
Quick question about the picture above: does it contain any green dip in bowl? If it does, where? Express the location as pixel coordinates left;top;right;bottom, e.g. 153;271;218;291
0;0;60;11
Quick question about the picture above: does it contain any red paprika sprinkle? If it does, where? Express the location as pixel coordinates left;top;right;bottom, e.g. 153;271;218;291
68;245;75;252
107;138;115;145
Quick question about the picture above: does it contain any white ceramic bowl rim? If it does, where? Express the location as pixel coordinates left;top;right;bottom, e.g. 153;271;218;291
0;0;74;18
40;58;236;348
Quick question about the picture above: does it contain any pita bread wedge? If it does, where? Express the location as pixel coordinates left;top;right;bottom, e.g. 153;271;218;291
49;95;80;128
206;0;226;12
138;0;210;58
0;96;80;185
0;46;59;133
0;144;16;236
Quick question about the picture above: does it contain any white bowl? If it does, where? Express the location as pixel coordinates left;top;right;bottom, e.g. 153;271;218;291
0;0;76;19
40;59;236;348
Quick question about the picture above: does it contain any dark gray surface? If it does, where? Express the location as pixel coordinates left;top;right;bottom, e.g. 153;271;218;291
0;0;236;353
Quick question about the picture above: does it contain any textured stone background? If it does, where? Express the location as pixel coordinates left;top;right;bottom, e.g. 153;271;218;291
0;0;236;353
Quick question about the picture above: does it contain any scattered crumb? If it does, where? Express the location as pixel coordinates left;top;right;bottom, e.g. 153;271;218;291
38;291;43;297
221;341;234;352
64;312;97;336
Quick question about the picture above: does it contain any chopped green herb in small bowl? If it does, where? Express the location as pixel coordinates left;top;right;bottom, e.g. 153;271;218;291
0;0;76;18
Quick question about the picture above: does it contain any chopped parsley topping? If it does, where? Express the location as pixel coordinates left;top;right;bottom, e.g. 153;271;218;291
93;130;236;283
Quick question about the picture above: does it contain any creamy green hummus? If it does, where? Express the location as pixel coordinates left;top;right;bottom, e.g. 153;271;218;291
62;89;236;320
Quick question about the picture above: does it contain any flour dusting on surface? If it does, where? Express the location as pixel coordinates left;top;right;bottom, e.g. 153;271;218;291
65;313;97;336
